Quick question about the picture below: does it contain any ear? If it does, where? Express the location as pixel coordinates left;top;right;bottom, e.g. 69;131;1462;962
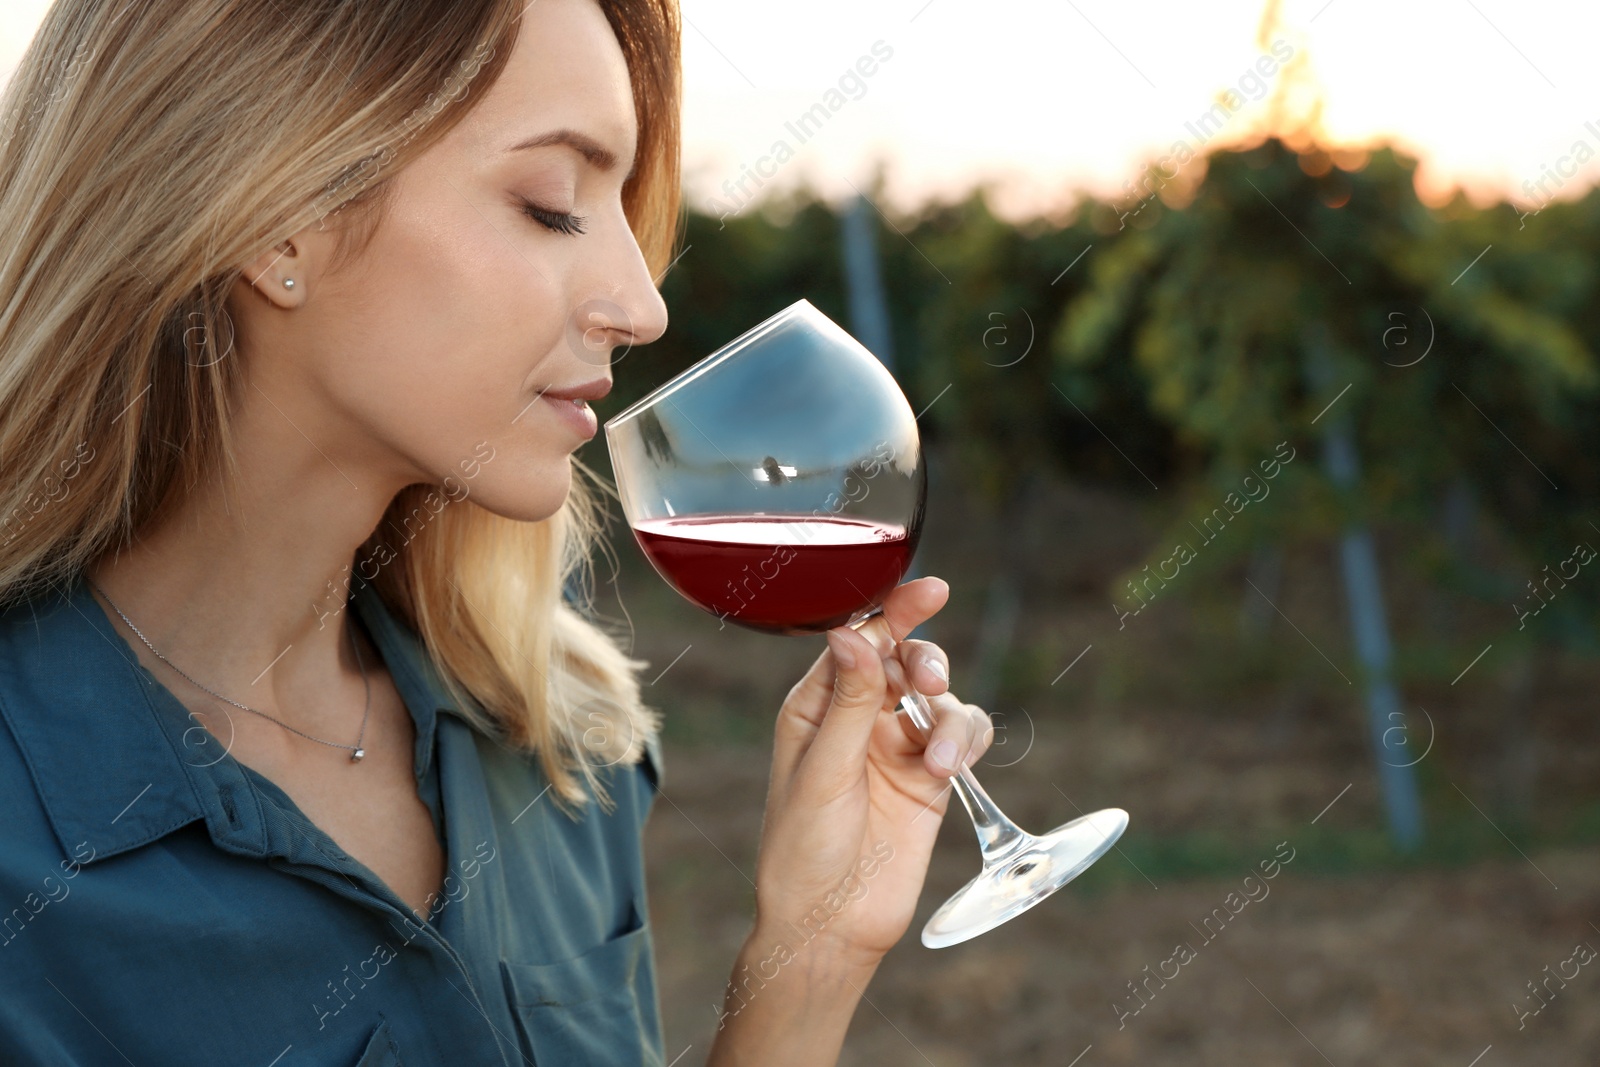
237;222;340;309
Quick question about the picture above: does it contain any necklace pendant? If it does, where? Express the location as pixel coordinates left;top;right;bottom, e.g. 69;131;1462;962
350;747;366;763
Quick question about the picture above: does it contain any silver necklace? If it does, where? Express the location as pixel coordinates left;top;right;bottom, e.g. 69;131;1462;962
85;575;372;762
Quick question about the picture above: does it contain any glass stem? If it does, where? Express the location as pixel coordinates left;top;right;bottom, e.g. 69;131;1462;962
897;683;1031;864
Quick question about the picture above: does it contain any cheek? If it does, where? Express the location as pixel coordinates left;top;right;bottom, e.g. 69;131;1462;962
313;179;577;502
355;189;564;418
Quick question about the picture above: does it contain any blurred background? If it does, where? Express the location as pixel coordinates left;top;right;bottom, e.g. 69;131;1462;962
622;0;1600;1062
10;0;1600;1061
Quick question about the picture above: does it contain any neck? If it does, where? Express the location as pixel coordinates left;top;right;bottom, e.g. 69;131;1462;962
83;398;413;737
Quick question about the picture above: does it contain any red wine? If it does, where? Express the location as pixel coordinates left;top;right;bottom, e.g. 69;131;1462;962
632;514;914;634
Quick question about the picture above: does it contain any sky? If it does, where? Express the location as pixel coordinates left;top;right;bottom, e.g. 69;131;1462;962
4;0;1598;222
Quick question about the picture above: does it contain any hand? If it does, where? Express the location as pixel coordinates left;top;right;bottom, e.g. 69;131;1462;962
749;575;994;967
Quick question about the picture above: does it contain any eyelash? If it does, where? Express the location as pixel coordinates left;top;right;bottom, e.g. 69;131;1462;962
518;199;588;236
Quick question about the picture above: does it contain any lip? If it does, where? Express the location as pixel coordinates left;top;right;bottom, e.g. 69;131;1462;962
540;392;599;438
541;377;612;402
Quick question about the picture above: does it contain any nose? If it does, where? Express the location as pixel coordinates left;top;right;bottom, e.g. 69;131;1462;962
583;211;669;355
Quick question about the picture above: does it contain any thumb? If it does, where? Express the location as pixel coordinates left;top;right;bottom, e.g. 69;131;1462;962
801;625;887;791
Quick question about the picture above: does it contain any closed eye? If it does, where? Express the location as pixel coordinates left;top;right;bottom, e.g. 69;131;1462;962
519;199;588;236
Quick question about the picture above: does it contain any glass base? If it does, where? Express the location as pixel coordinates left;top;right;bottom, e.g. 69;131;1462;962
920;807;1130;949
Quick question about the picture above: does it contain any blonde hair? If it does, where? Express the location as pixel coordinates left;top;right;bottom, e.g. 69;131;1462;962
0;0;683;810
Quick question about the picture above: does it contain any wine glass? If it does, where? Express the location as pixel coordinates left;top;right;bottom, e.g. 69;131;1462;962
604;297;1129;948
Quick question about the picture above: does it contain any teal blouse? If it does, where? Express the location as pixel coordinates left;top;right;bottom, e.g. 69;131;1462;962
0;570;665;1066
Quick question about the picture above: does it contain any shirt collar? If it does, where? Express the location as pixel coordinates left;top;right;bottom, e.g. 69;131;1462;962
0;571;470;865
347;577;465;781
353;582;665;793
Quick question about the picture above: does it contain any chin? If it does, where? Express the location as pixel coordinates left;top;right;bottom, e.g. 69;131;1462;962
468;462;575;525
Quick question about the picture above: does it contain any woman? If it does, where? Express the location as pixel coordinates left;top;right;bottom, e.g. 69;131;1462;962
0;0;993;1063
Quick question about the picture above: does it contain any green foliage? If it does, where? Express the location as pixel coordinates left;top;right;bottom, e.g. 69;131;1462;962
874;190;1177;504
1050;137;1600;643
599;135;1600;647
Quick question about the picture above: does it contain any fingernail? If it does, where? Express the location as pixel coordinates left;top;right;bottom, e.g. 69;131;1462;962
930;739;957;770
927;658;948;683
826;628;857;670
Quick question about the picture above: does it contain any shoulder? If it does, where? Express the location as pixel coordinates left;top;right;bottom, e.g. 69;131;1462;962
638;725;664;795
0;698;63;864
0;574;209;885
596;720;665;817
0;618;95;938
469;714;663;826
0;584;89;858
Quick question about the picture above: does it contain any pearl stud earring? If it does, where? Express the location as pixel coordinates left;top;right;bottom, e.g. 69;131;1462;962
283;278;296;290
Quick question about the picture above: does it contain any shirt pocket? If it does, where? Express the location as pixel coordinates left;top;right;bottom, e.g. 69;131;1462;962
351;1016;404;1067
499;905;662;1066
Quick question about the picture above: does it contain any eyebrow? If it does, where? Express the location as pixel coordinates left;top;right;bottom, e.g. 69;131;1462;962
505;127;637;179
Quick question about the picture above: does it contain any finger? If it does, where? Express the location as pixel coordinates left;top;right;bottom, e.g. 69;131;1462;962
886;690;991;775
852;576;949;658
797;625;887;797
886;688;968;751
880;576;950;642
890;637;950;697
769;642;843;805
922;701;993;779
780;642;845;732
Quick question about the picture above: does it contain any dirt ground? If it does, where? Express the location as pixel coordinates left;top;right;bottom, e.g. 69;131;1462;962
613;462;1600;1064
646;742;1599;1065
